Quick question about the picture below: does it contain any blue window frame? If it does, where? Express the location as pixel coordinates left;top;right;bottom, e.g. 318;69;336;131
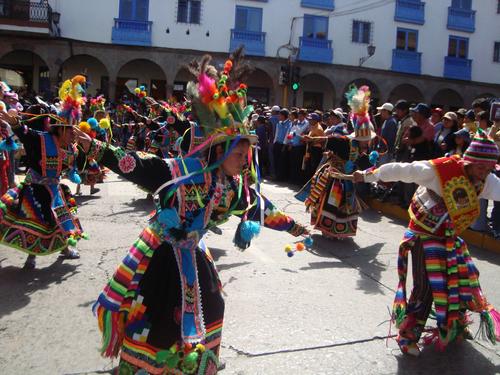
119;0;149;21
352;20;371;44
451;0;472;9
235;6;262;32
396;28;418;51
177;0;201;24
493;42;500;62
303;15;329;39
448;36;468;58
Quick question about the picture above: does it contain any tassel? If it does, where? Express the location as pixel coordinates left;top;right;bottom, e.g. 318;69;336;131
95;305;125;358
478;308;500;344
369;151;379;166
69;169;81;184
233;220;260;250
0;136;19;152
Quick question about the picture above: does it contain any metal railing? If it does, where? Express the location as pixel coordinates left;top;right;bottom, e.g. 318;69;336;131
394;0;425;24
300;36;332;49
231;29;265;42
0;0;49;23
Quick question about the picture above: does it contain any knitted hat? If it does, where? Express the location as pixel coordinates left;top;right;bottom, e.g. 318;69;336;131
463;128;500;165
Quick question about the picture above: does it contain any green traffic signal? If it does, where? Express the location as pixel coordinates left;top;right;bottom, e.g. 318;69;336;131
292;82;300;91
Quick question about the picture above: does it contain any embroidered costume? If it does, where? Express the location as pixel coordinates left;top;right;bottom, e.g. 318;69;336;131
92;51;307;374
363;131;500;355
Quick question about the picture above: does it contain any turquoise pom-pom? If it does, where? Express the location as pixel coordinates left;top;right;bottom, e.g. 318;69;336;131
239;220;260;242
87;117;98;129
69;169;81;184
140;85;146;91
287;251;295;257
304;237;314;248
369;151;379;166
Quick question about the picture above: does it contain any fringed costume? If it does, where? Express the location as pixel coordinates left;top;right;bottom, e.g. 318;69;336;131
363;136;500;355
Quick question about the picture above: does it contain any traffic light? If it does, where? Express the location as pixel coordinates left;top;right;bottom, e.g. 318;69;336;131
279;65;290;86
291;66;301;91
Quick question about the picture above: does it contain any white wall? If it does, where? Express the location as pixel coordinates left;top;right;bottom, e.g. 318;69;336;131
46;0;500;84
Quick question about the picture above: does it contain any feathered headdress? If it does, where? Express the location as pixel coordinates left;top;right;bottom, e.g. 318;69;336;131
89;95;106;114
185;47;257;151
58;75;87;126
345;85;376;142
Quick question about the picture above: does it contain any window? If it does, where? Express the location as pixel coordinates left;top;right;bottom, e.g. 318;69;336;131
119;0;149;21
498;0;500;13
235;6;262;32
396;28;418;51
303;15;328;39
352;20;371;44
177;0;201;24
451;0;472;9
448;36;468;58
494;42;500;62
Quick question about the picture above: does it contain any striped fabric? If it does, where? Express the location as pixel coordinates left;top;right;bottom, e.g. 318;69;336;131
463;128;499;165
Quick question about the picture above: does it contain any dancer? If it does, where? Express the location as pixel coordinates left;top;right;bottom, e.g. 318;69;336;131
84;52;309;374
0;76;89;269
299;85;386;239
353;128;500;356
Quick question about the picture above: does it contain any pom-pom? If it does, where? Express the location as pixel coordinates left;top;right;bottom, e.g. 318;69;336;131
304;237;314;248
67;237;78;247
239;220;260;242
287;251;295;257
369;151;379;166
69;169;82;184
79;121;91;134
139;85;146;91
82;232;90;240
134;88;141;94
296;242;305;251
0;137;18;152
87;117;98;129
99;118;110;129
284;244;293;253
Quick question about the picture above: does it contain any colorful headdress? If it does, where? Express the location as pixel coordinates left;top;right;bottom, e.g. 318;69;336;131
345;85;376;141
57;75;87;126
463;128;499;166
184;48;257;152
89;95;106;114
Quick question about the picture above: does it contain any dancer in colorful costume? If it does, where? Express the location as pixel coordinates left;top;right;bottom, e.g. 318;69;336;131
352;128;500;356
0;75;89;269
299;85;385;239
82;50;308;374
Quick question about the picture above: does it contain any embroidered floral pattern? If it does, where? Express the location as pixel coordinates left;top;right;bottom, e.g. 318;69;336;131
118;154;137;174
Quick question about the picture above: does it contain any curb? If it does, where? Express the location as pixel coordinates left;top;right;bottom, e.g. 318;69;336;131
367;198;500;255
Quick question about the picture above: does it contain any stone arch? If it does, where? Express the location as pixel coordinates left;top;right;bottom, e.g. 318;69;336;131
298;73;336;111
59;54;109;97
0;50;50;94
116;59;167;100
431;88;464;111
171;67;193;102
388;84;424;106
341;78;381;110
246;68;275;105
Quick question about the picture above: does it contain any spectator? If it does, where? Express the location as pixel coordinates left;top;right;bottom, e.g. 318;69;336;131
324;109;347;136
463;109;477;134
477;110;492;132
273;109;291;181
377;102;397;164
393;100;415;162
268;105;281;176
472;97;490;115
434;111;458;156
409;103;434;144
303;113;325;180
431;107;443;127
255;115;269;177
446;128;471;157
285;109;309;185
456;108;467;128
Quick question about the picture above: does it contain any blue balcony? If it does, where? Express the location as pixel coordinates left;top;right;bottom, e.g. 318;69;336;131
230;29;266;56
112;18;152;46
392;49;422;74
394;0;425;25
444;56;472;80
301;0;335;11
298;37;333;64
447;7;475;32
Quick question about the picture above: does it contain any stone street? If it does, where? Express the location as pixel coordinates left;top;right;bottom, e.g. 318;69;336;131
1;173;499;375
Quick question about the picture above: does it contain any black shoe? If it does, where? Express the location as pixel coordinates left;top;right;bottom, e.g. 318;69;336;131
90;187;100;195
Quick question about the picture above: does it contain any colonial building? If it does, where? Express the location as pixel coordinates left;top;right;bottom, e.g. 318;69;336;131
0;0;499;109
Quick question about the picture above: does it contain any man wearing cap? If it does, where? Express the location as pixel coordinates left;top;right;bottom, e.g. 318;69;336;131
431;107;443;127
324;109;347;136
377;102;397;164
285;109;309;184
273;108;292;181
352;128;500;356
393;100;415;161
434;111;458;156
409;103;435;144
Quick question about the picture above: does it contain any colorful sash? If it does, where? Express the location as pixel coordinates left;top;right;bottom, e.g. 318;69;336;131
430;156;479;235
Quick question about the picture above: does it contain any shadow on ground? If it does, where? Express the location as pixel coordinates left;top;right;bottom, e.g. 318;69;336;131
0;259;81;318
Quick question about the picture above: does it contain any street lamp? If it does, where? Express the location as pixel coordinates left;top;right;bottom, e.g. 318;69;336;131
359;44;376;67
51;10;61;37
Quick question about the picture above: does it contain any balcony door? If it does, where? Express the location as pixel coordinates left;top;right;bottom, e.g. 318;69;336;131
235;6;262;32
119;0;149;21
303;15;328;39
